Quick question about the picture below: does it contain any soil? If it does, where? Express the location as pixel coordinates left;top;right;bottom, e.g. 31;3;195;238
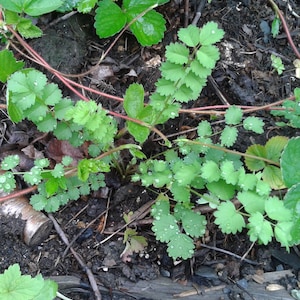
1;1;300;299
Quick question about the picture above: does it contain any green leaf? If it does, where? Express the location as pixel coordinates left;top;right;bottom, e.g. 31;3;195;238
199;21;225;45
167;233;195;260
224;106;243;125
197;120;212;137
214;201;245;234
243;116;264;134
23;166;42;185
16;17;43;38
265;136;288;162
94;0;126;38
190;60;212;78
173;162;199;186
237;191;265;214
0;0;63;16
51;163;65;178
165;43;189;65
1;155;20;170
170;181;190;203
201;160;220;182
281;137;300;188
245;144;266;171
0;264;46;300
220;160;240;185
160;61;186;82
127;121;150;143
181;210;206;237
196;45;220;69
128;9;166;46
124;83;144;118
177;25;200;47
265;196;292;222
152;214;179;242
0;50;24;83
238;171;257;191
274;222;293;250
220;126;238;147
262;165;285;190
77;0;97;13
0;172;16;193
207;179;235;200
271;16;280;37
36;113;57;132
248;212;273;245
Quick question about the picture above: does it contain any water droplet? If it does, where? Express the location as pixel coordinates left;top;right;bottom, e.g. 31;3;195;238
0;176;6;183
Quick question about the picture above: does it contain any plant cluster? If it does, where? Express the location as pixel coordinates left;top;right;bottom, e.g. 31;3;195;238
0;0;299;263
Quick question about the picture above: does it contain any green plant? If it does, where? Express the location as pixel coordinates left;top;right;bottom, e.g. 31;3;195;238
271;87;300;127
271;54;285;74
124;22;225;143
0;0;299;263
0;263;57;300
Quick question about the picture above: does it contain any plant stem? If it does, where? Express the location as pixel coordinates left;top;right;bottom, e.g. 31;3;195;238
268;0;300;59
178;138;280;167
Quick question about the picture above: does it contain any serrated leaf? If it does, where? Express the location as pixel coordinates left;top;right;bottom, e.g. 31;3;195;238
77;0;97;13
53;122;73;140
0;49;24;83
128;10;166;46
127;121;150;143
245;144;266;171
0;172;16;193
30;193;47;211
51;164;65;178
225;106;243;125
36;114;57;132
274;222;293;250
167;233;195;259
54;98;73;120
23;166;42;185
197;120;212;137
220;160;240;185
1;155;20;170
170;181;190;203
265;136;288;161
165;43;189;65
160;61;186;82
243;116;264;133
178;25;200;47
16;17;43;38
220;126;238;147
201;160;220;182
281;137;300;188
271;17;280;37
262;165;285;190
182;210;206;237
184;70;205;94
0;264;45;300
152;214;179;242
0;0;63;16
124;83;144;118
214;201;245;234
94;0;126;38
155;78;176;96
237;191;265;214
199;21;225;45
174;83;199;102
196;45;220;69
207;179;235;200
238;171;257;191
248;212;273;245
265;196;292;221
190;60;212;78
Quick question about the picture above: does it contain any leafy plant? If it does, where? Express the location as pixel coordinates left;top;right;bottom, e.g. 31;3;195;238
271;54;285;74
94;0;169;46
124;22;225;143
0;263;57;300
271;87;300;128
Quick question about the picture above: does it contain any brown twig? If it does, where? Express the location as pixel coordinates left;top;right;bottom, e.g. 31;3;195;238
48;214;102;300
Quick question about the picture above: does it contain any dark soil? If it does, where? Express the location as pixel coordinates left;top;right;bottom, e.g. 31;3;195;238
1;1;300;299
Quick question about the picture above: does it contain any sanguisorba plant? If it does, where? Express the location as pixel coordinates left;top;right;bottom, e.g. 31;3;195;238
0;0;299;261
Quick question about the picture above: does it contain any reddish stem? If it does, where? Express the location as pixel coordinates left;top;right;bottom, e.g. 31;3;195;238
268;0;300;59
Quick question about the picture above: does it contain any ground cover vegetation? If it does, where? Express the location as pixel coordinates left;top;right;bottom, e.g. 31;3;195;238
0;0;300;298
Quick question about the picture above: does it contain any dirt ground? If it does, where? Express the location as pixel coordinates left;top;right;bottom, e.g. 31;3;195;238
1;1;300;299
